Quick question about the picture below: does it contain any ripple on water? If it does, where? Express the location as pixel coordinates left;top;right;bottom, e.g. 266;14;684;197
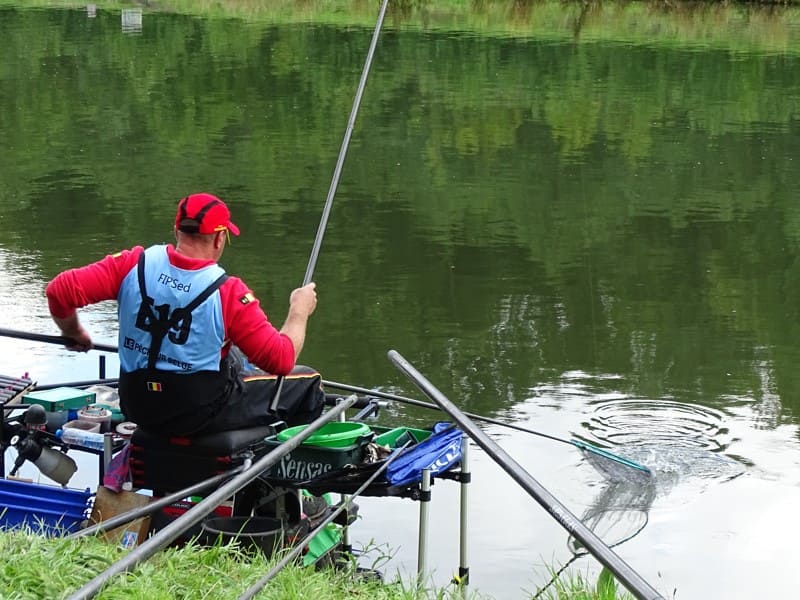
582;398;731;452
530;376;746;481
528;376;748;536
508;377;748;559
576;396;747;486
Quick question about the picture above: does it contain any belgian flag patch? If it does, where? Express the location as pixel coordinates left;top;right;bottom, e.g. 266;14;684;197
239;292;256;305
146;381;163;392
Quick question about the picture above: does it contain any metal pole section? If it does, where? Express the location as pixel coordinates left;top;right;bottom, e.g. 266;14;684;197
35;379;119;391
338;399;351;553
387;350;664;600
320;379;617;443
457;434;470;587
0;375;34;387
0;401;4;477
417;468;431;585
101;433;113;483
65;396;356;600
302;0;389;285
0;327;118;353
269;0;389;416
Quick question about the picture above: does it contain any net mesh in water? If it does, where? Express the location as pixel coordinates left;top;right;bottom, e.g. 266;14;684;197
581;447;653;484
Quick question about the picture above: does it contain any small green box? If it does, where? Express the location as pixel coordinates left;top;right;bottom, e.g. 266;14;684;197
373;426;432;448
24;387;95;411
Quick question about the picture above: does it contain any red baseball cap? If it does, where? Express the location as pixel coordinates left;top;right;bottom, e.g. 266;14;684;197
175;193;240;236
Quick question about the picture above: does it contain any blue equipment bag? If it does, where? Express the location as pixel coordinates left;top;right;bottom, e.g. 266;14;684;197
385;422;462;486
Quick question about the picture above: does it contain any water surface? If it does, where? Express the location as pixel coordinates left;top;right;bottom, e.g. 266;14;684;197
1;4;800;598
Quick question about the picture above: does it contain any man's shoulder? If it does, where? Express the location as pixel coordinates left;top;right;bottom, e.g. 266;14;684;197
220;277;264;309
106;246;144;271
220;274;249;295
112;245;146;259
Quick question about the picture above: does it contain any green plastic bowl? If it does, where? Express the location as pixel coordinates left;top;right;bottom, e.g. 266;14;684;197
276;421;373;448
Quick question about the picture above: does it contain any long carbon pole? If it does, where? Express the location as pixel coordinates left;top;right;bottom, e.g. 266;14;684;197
270;0;389;414
0;326;647;472
387;350;664;600
303;0;389;285
0;327;117;353
65;396;356;600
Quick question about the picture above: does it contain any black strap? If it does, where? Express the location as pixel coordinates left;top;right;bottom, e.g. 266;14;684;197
136;251;229;369
177;197;222;233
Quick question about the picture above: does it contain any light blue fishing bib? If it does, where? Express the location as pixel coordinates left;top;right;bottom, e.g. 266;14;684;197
117;245;227;373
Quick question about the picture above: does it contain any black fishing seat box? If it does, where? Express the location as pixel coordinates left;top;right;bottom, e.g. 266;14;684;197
129;425;278;493
129;424;293;545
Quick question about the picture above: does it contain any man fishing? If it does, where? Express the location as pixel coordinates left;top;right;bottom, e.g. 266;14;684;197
45;192;322;436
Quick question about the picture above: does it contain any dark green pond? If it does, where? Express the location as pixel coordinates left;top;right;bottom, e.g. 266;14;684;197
1;3;799;598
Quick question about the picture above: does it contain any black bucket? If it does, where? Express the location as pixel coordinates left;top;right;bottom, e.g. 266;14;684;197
201;516;284;556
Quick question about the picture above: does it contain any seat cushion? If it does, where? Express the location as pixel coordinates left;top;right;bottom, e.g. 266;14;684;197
129;424;277;492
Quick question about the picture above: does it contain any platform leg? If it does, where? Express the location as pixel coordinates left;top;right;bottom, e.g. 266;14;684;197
456;435;470;588
417;468;432;585
337;401;352;553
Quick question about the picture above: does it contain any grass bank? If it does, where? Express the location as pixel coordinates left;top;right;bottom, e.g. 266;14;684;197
3;0;800;55
0;528;452;599
0;528;636;599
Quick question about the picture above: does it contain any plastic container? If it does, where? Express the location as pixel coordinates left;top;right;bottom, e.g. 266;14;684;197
57;425;105;450
373;426;432;448
64;419;101;434
276;421;373;448
0;479;92;536
115;422;138;438
261;433;371;481
201;516;284;556
77;405;112;433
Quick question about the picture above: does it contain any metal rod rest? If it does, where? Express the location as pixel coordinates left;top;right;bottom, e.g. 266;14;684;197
417;468;431;586
458;434;469;587
338;399;351;551
387;350;664;600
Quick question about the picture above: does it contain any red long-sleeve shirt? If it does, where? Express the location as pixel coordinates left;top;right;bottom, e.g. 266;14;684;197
45;245;296;375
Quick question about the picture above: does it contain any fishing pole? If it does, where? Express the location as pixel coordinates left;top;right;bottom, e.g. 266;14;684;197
302;0;388;283
0;327;117;354
0;327;648;473
65;396;356;600
387;350;664;600
269;0;390;414
321;379;650;475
